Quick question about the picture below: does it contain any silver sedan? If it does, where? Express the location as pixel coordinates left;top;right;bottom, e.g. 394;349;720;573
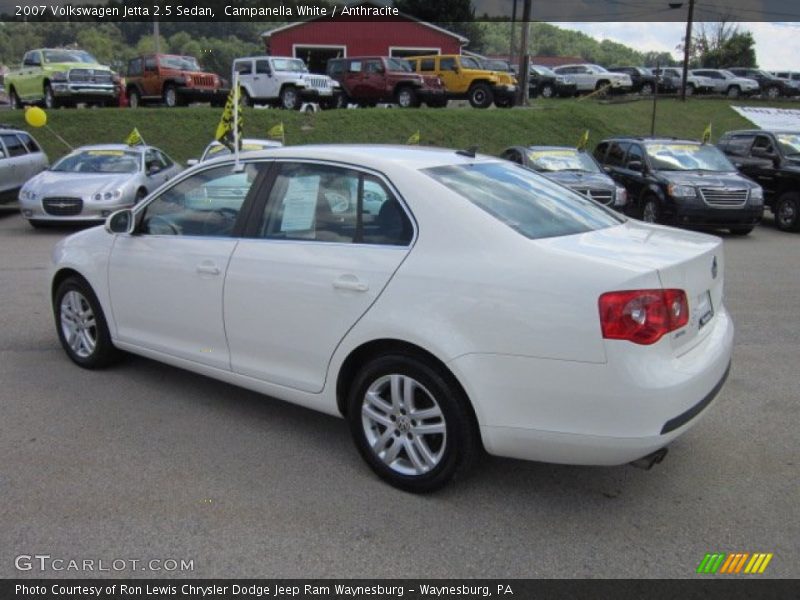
19;144;182;228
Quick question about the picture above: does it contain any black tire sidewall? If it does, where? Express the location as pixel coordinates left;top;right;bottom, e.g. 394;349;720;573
643;197;660;223
776;193;800;231
54;277;118;369
468;84;493;109
346;354;476;492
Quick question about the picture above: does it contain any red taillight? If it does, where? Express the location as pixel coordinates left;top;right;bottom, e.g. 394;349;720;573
598;289;689;345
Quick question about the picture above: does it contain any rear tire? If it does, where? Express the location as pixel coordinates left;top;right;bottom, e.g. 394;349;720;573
775;192;800;232
727;85;741;99
163;85;178;107
54;277;121;369
347;354;478;493
540;83;554;98
43;83;58;109
467;83;493;109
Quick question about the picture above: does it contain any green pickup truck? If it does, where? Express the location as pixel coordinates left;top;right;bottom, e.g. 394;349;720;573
5;48;118;109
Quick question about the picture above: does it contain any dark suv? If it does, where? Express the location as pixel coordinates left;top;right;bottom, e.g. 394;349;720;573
727;68;798;99
326;56;446;108
594;136;764;234
717;129;800;231
608;66;657;94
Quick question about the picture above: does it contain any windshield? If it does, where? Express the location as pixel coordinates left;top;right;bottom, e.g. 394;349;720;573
387;58;412;72
720;70;736;79
531;65;556;77
776;133;800;156
646;143;735;172
423;162;622;240
526;149;602;173
51;149;140;174
272;58;307;72
589;65;608;73
43;50;97;64
460;57;482;70
160;55;202;71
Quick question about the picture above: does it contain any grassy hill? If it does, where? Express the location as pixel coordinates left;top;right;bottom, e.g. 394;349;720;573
1;98;763;164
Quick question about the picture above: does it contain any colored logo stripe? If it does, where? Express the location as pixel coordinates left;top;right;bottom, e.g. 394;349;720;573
698;552;773;574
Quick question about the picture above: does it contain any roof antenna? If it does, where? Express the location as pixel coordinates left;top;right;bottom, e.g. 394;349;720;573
456;145;479;158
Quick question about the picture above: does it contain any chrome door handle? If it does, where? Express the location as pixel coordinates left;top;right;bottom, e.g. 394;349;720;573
196;263;221;276
333;275;368;292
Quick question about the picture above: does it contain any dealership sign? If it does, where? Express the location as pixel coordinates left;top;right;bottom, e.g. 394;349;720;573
731;106;800;130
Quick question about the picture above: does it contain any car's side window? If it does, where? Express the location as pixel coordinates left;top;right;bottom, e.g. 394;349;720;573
606;142;630;167
156;150;174;169
593;142;609;163
440;57;456;71
128;58;143;77
234;61;252;75
17;134;40;153
420;58;435;72
260;163;412;246
144;57;157;72
140;163;266;238
349;60;363;73
752;135;775;155
0;134;27;157
726;135;755;156
255;60;271;75
365;60;383;74
625;144;645;170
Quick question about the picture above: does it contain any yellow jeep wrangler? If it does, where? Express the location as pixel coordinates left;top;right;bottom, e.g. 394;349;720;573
406;54;517;108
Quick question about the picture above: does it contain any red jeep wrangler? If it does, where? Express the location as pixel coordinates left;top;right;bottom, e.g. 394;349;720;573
326;56;446;108
125;54;229;108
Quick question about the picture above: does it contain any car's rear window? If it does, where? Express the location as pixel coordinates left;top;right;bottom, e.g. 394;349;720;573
423;162;623;240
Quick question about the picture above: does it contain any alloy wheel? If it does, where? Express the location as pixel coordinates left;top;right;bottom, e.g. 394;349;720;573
397;89;412;108
643;200;658;223
60;290;97;359
361;374;446;476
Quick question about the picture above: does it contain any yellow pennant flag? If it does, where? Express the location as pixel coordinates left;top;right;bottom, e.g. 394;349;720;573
268;122;285;144
702;122;712;144
577;129;590;150
215;84;243;151
407;130;420;145
125;127;143;146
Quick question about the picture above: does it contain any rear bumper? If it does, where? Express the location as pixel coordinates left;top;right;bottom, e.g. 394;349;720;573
449;305;734;465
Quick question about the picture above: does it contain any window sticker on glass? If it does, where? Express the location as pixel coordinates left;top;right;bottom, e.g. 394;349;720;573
88;150;126;156
280;175;320;232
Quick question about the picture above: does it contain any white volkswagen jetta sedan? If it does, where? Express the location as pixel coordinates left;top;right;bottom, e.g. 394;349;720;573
50;145;733;492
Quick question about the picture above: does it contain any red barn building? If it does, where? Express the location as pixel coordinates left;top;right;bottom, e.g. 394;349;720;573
261;2;468;73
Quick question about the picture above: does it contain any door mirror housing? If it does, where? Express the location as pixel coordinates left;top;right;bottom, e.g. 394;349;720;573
186;158;199;167
147;162;161;176
105;209;135;235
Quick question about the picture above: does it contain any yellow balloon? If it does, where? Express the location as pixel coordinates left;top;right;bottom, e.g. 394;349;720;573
25;106;47;128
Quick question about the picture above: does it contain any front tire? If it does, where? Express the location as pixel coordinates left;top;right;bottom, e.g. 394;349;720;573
163;85;178;107
128;88;141;109
540;83;554;98
9;87;22;109
54;277;121;369
775;192;800;232
280;85;300;110
766;86;780;100
43;83;57;109
642;196;660;224
395;86;419;108
727;85;741;99
467;83;493;109
347;354;478;492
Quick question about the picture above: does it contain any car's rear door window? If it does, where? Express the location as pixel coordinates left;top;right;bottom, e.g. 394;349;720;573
259;162;413;246
423;161;622;240
0;134;27;157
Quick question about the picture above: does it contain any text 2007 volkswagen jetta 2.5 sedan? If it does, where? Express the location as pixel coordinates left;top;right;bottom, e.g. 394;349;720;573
50;145;733;492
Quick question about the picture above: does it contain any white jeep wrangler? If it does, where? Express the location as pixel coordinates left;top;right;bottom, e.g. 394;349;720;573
233;56;341;109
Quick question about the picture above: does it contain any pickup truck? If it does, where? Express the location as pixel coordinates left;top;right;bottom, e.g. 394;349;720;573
5;48;118;109
326;56;446;108
125;54;229;108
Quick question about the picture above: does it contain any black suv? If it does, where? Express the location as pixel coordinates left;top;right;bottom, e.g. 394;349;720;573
727;68;798;99
594;136;764;234
608;66;657;94
528;65;577;98
717;129;800;231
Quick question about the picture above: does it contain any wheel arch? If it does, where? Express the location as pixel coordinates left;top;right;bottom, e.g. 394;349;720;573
335;338;479;432
51;267;90;302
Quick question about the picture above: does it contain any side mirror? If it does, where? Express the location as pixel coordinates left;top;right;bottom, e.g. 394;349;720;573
186;158;199;167
147;163;160;176
627;160;644;172
105;208;135;234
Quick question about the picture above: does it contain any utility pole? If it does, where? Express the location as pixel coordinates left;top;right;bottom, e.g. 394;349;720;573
509;0;518;67
154;18;161;55
516;0;531;106
651;62;660;135
678;0;695;101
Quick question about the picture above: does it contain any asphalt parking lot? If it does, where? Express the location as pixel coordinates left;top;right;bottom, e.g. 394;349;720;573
0;209;797;579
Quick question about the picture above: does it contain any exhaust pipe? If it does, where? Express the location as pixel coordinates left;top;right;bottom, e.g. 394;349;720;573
630;448;668;470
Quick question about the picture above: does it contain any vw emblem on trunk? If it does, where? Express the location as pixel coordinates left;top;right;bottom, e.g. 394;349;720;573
711;256;718;279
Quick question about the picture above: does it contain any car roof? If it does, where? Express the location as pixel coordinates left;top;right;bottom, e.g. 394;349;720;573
601;137;700;145
206;138;282;147
200;144;501;171
0;125;27;135
73;144;149;153
526;145;582;152
723;129;799;136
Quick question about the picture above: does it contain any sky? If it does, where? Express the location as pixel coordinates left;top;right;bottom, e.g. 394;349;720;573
562;22;800;70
